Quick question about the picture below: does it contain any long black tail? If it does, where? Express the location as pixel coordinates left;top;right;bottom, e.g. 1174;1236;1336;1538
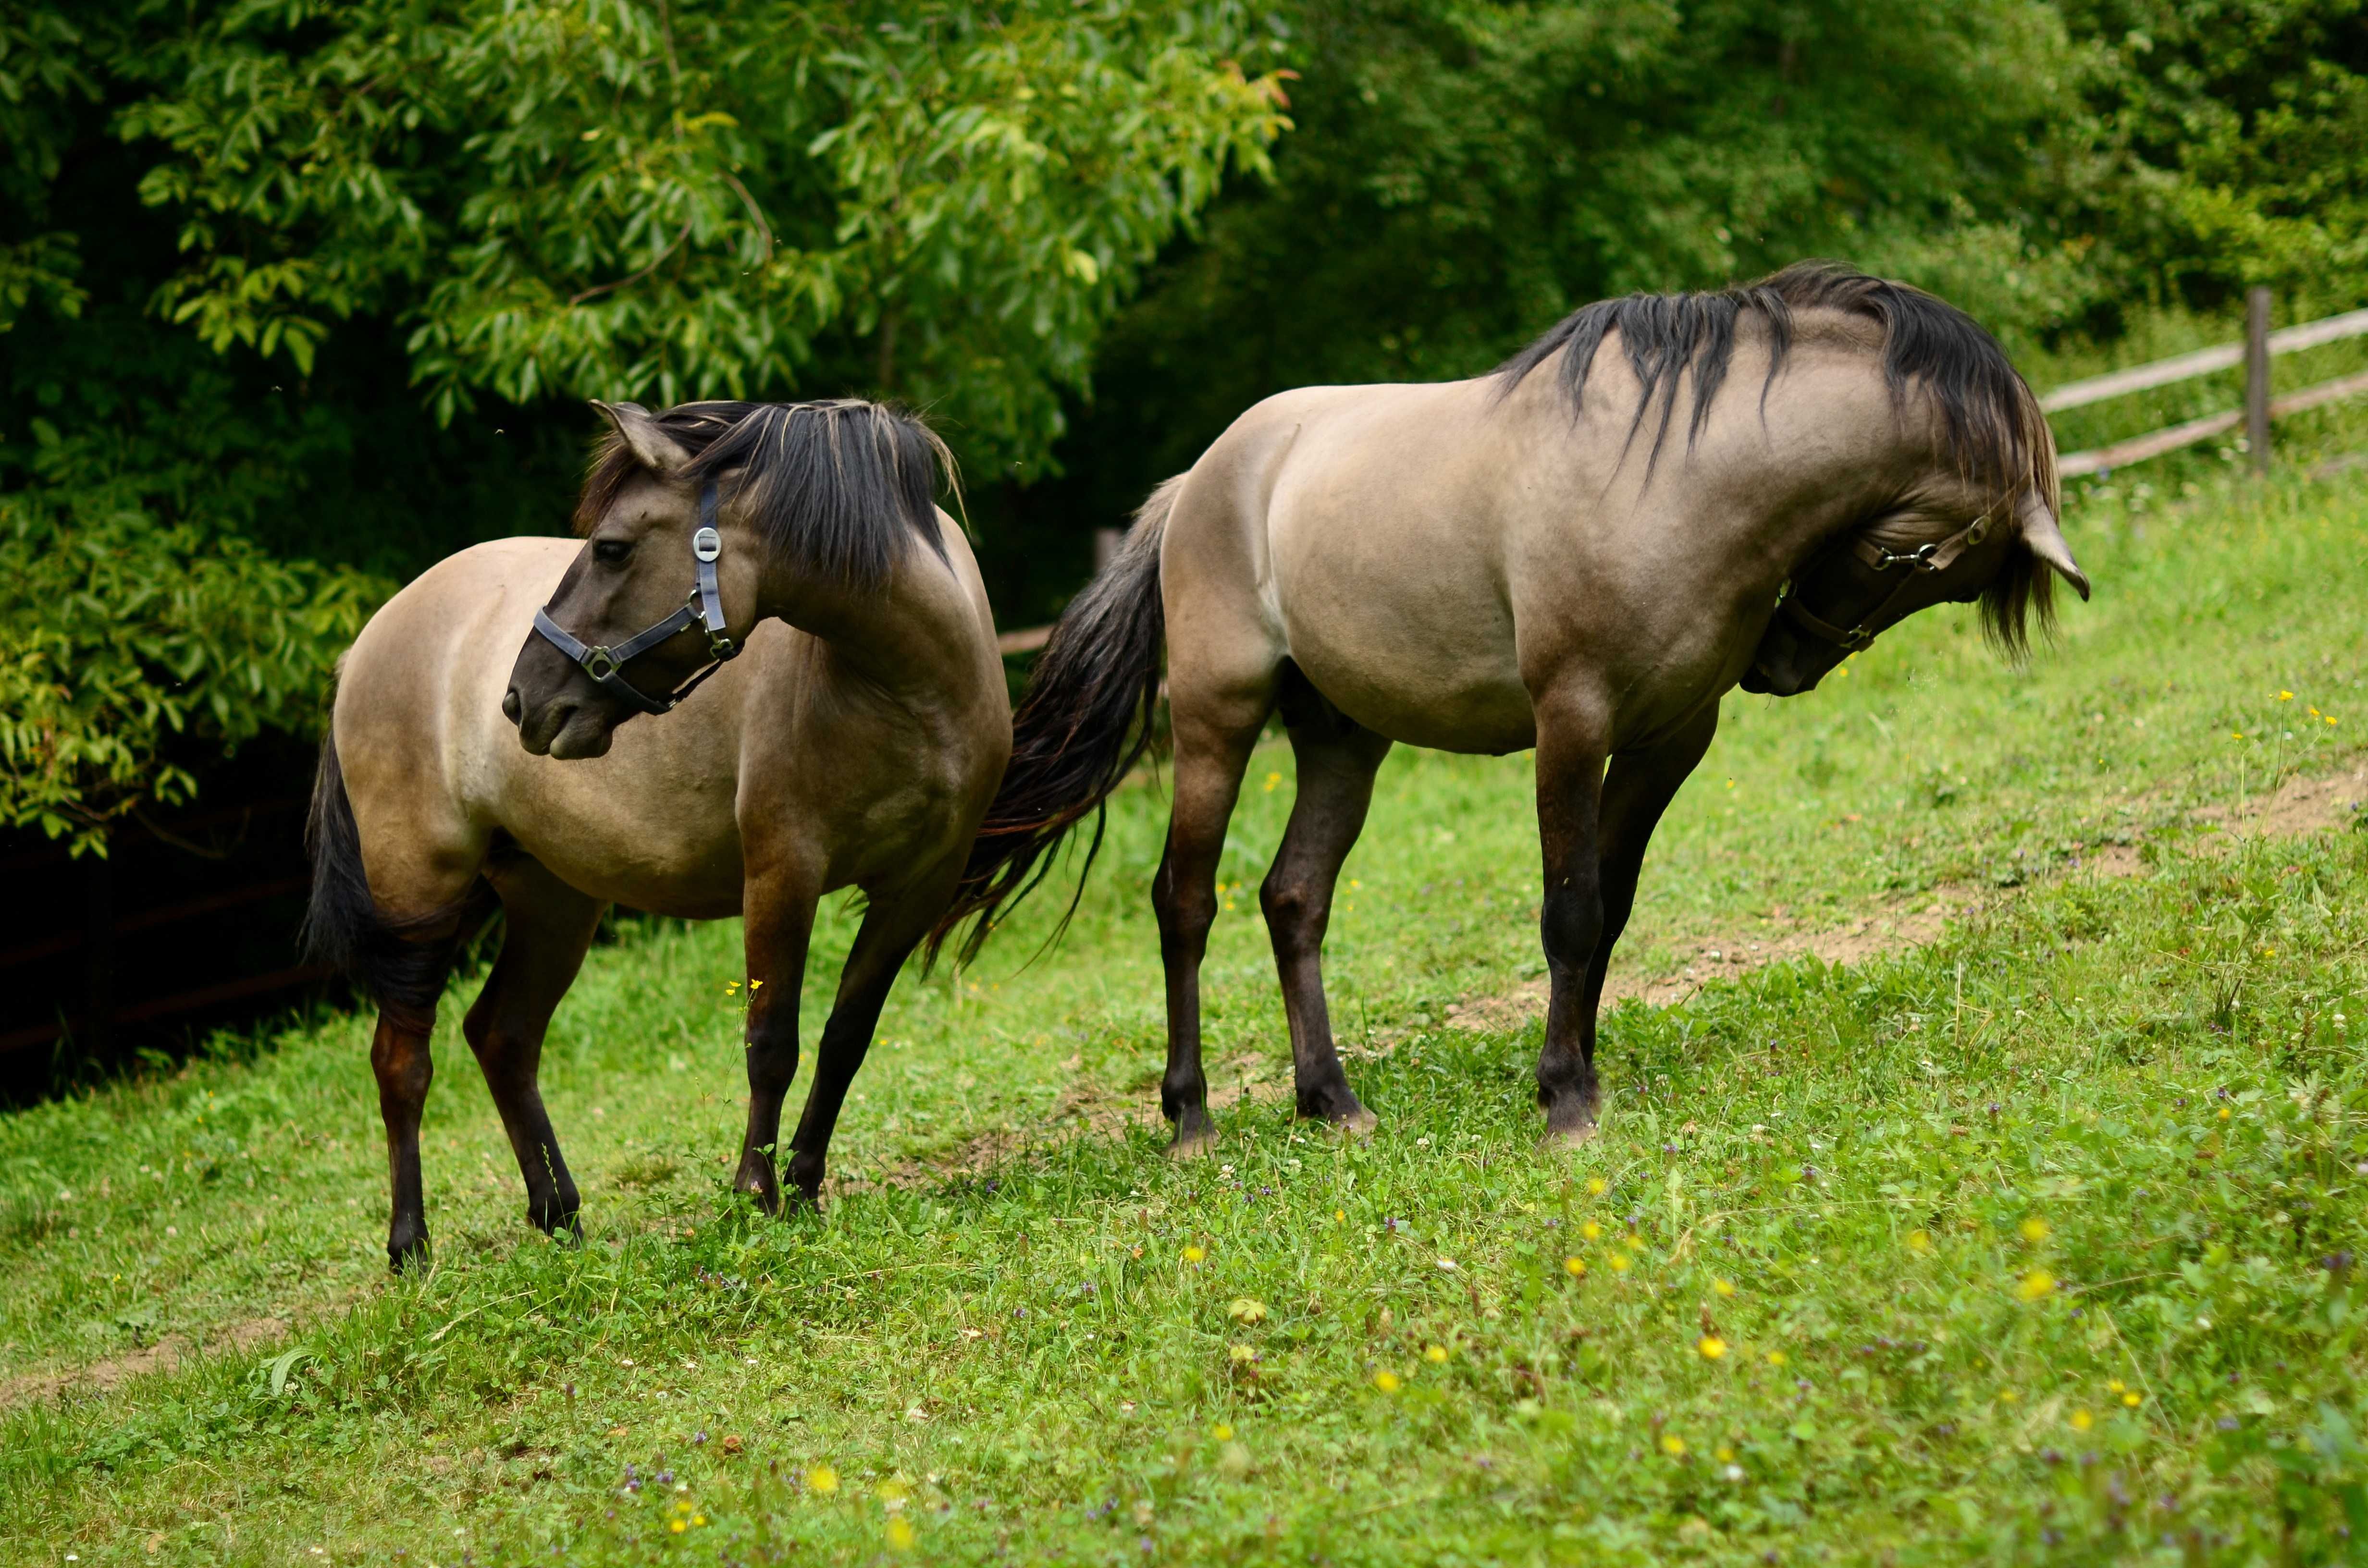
928;476;1180;967
302;728;484;1029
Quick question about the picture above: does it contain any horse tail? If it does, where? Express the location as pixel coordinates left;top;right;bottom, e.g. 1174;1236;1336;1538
302;724;485;1029
928;475;1180;967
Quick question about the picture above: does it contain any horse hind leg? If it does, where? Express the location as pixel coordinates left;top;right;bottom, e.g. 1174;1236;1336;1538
464;856;608;1241
1152;676;1273;1158
1260;664;1391;1131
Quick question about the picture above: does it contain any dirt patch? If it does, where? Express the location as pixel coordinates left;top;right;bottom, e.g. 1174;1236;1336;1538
0;1315;287;1410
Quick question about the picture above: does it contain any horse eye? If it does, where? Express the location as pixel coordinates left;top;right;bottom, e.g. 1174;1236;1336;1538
593;539;632;565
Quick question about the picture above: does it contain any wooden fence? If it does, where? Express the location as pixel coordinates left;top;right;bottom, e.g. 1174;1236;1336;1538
2047;289;2368;478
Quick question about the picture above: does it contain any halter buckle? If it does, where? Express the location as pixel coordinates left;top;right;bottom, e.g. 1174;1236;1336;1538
583;647;619;680
692;526;722;563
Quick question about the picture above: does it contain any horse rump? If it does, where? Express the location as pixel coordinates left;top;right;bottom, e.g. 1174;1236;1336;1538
926;476;1180;967
302;730;491;1029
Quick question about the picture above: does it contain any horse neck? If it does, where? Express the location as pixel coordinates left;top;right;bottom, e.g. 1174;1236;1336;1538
757;552;985;701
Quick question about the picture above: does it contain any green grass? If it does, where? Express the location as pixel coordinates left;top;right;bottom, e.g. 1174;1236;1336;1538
5;458;2368;1565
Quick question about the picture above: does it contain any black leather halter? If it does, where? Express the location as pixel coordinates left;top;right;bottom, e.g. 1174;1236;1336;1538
1773;508;1999;654
530;481;741;715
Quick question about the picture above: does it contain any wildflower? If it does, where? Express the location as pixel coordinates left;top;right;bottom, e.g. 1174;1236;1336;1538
1333;1209;1345;1223
1425;1345;1449;1364
1209;1423;1233;1442
2122;1391;2143;1408
2019;1217;2049;1244
1698;1336;1728;1360
1228;1298;1267;1325
1765;1350;1787;1366
1374;1371;1402;1393
2279;691;2294;702
1563;1256;1587;1278
1906;1229;1932;1254
1714;1445;1736;1463
1229;1344;1257;1364
1586;1177;1608;1197
1580;1220;1603;1241
887;1516;916;1551
2017;1269;2057;1302
2000;1389;2019;1403
1660;1433;1686;1457
808;1465;839;1494
669;1519;689;1534
1183;1245;1206;1263
2107;1378;2124;1393
2070;1409;2094;1432
2218;1106;2231;1121
1609;1253;1632;1274
1712;1278;1737;1297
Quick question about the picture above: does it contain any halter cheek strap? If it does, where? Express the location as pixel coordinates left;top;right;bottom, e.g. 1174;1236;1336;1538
1774;508;1999;655
530;481;742;716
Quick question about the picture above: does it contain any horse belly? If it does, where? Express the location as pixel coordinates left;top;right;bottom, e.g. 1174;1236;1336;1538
1289;636;1534;753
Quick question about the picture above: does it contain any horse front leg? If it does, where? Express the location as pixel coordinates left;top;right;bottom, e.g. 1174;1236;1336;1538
1532;698;1613;1145
780;888;944;1208
733;865;820;1214
1583;705;1721;1025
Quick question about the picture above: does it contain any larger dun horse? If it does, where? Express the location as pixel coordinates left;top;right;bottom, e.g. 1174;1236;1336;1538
936;264;2088;1155
305;399;1008;1269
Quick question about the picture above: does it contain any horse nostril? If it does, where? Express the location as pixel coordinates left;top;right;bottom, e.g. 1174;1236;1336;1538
502;687;523;725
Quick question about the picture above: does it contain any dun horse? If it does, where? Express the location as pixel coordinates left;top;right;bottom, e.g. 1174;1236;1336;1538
937;264;2088;1154
305;399;1008;1268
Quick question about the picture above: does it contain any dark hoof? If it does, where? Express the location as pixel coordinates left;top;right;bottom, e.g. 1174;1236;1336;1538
1297;1085;1375;1135
1539;1092;1602;1151
528;1202;583;1241
1166;1122;1218;1161
387;1230;430;1274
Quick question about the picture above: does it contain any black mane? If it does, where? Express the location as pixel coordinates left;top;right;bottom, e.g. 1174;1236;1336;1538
575;398;954;590
1496;262;2060;652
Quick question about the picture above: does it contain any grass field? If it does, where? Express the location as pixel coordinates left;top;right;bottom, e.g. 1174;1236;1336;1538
6;439;2368;1563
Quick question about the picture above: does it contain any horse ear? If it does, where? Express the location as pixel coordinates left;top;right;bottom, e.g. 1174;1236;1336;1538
2015;492;2090;601
591;400;693;477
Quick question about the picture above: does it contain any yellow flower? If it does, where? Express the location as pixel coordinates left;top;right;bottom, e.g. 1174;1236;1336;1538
2279;690;2294;701
1425;1344;1449;1364
2107;1378;2125;1393
1660;1433;1686;1457
2017;1269;2056;1302
887;1516;916;1551
1228;1298;1268;1325
2070;1409;2094;1432
1209;1423;1233;1442
1183;1245;1206;1263
1586;1177;1608;1196
1698;1336;1728;1360
1609;1253;1631;1274
1563;1256;1588;1277
808;1465;839;1494
2122;1391;2143;1408
1999;1388;2019;1403
1580;1221;1603;1241
2019;1217;2049;1244
2218;1106;2232;1121
669;1519;688;1534
1765;1350;1787;1366
1374;1371;1401;1393
1229;1344;1257;1363
1906;1229;1932;1254
1712;1278;1737;1298
1714;1445;1736;1463
691;1516;706;1527
1333;1209;1345;1223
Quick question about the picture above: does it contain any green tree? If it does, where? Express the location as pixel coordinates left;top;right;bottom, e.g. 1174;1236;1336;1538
0;0;1289;847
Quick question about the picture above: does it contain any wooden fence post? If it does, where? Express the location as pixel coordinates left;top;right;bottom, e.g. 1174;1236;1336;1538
2245;286;2272;474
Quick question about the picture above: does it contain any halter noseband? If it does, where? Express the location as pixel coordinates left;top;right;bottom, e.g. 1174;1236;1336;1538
1773;508;1998;655
530;481;741;715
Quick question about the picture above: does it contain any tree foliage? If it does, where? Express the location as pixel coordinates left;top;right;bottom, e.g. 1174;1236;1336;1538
0;0;1288;846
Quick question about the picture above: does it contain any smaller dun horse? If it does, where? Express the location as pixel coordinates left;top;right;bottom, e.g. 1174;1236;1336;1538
934;263;2088;1154
305;399;1008;1269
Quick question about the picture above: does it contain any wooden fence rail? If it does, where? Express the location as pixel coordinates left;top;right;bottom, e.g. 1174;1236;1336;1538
2050;291;2368;478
